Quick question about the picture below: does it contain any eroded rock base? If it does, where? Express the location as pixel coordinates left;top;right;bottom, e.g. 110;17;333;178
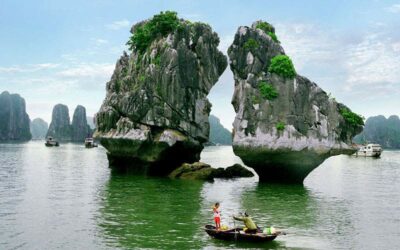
233;146;355;183
103;138;202;176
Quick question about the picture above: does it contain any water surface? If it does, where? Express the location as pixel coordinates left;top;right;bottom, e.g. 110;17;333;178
0;142;399;249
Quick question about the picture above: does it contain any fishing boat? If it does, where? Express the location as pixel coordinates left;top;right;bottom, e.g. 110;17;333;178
204;225;278;242
355;144;382;157
84;138;98;148
45;136;59;147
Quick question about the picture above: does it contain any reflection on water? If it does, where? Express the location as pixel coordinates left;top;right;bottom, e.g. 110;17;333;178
242;184;334;249
98;174;204;249
1;142;400;249
306;152;400;250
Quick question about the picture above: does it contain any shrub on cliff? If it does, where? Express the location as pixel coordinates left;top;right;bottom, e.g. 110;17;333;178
340;108;364;127
255;21;279;43
255;21;274;34
276;121;285;131
127;11;180;52
268;55;296;79
258;81;278;100
268;32;279;43
244;38;259;51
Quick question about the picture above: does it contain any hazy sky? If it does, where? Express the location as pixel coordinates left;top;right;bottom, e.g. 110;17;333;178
1;0;400;129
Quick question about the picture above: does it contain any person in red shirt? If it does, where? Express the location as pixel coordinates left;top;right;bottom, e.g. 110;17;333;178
213;202;221;230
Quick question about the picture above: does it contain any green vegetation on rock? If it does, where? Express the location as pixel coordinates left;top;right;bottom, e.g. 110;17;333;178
276;121;285;131
255;21;274;34
127;11;180;52
244;38;259;51
255;21;279;43
153;53;161;66
258;81;278;100
340;108;364;127
268;55;296;79
268;32;279;43
252;95;260;105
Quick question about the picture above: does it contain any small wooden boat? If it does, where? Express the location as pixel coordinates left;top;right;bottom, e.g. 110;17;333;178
204;225;278;242
84;138;98;148
45;136;59;147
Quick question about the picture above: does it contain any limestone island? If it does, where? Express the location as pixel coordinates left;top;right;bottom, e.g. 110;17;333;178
95;11;227;175
228;21;364;182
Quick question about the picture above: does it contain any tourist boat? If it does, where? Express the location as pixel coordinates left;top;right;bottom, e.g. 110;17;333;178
45;136;59;147
355;144;382;157
84;138;98;148
204;225;278;242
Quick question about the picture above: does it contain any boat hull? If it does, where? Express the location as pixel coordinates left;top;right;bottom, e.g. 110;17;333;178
354;151;381;157
204;225;277;242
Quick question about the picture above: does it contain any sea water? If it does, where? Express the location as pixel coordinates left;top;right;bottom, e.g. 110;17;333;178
0;142;399;249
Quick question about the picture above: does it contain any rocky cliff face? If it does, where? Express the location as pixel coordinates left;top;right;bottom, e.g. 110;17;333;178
208;115;232;145
354;115;400;148
71;105;91;142
30;118;48;140
0;91;31;141
46;104;71;141
228;21;363;182
95;12;227;175
87;116;95;129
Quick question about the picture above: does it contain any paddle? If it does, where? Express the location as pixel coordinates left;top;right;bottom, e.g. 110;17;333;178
233;216;238;242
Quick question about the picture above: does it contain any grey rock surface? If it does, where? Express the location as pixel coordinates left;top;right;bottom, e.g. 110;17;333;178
169;162;254;180
71;105;91;142
228;21;363;182
0;91;31;141
95;15;227;175
46;104;71;141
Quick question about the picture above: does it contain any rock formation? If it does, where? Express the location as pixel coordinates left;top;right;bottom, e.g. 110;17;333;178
228;21;363;182
0;91;31;141
87;116;96;129
168;162;254;180
208;115;232;145
71;105;91;142
95;11;227;175
30;118;48;140
354;115;400;148
46;104;71;141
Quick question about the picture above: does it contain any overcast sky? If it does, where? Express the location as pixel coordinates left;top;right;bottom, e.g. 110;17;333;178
1;0;400;129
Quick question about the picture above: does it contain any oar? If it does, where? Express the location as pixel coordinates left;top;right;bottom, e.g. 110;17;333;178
233;216;238;242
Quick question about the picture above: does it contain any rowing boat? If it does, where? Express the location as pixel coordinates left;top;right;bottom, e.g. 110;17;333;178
204;225;278;242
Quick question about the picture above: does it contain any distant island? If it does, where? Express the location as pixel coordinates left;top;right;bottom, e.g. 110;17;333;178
0;90;94;142
30;118;48;140
0;91;31;141
208;115;232;145
47;104;92;142
354;115;400;149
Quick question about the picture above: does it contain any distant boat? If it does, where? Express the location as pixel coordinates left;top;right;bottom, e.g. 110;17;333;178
84;138;98;148
45;136;59;147
354;144;382;157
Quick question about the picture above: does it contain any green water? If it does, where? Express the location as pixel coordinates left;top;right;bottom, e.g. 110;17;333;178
1;142;400;249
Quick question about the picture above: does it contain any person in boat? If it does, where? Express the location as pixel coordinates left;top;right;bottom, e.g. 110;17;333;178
233;212;258;234
213;202;221;230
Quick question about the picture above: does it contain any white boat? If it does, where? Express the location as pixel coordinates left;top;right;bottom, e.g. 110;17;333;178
355;144;382;157
85;138;98;148
45;136;59;147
